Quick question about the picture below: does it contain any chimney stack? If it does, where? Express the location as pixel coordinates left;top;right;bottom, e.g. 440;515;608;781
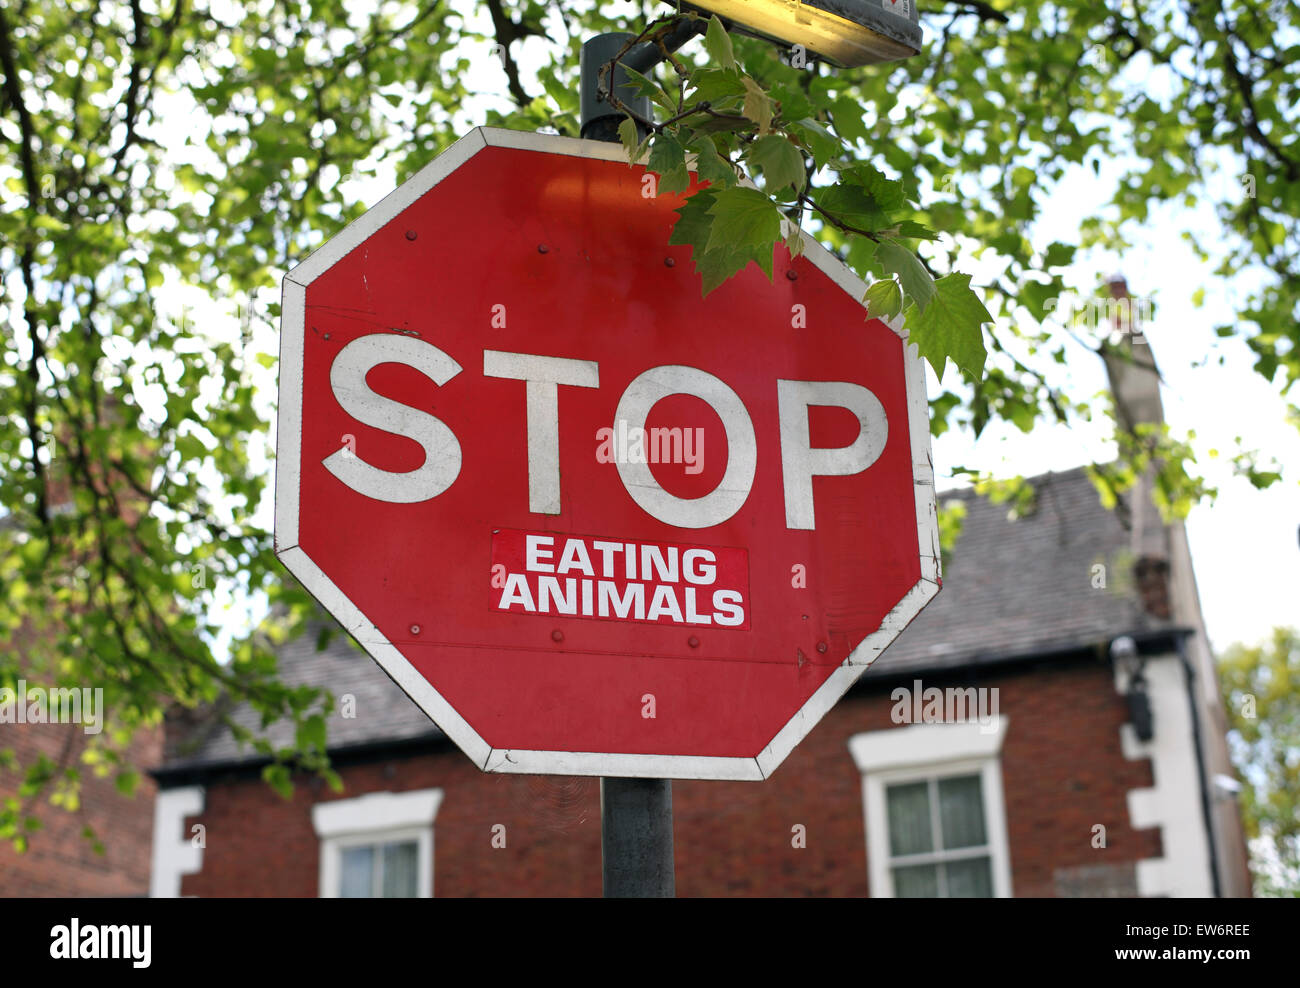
1101;275;1171;621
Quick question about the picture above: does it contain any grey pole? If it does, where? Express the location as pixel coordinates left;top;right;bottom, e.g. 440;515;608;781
601;778;675;897
579;22;707;900
579;20;707;142
579;33;650;142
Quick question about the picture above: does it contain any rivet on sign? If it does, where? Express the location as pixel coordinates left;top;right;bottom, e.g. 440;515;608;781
816;641;828;654
664;257;675;267
323;333;331;341
687;635;700;648
786;269;798;281
410;624;421;635
404;230;417;241
551;629;564;643
538;244;549;254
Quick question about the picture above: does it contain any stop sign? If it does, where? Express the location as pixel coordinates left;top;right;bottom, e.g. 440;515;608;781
276;127;939;780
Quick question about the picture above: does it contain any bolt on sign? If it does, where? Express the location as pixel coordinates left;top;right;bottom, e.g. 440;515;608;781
276;128;940;780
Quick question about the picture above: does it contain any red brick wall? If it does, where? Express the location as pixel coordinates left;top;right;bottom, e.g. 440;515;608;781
179;659;1161;897
1;455;163;898
0;722;161;897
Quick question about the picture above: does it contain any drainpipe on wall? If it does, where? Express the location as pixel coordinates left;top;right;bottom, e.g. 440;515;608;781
1174;630;1223;898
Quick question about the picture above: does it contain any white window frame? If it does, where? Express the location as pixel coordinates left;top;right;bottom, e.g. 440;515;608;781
848;716;1012;898
150;785;205;898
312;789;443;899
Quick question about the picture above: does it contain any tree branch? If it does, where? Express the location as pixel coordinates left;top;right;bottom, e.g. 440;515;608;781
936;0;1009;24
1217;16;1298;180
484;0;538;108
0;3;50;526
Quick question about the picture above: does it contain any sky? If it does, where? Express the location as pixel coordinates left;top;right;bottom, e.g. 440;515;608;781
938;165;1300;653
141;0;1297;658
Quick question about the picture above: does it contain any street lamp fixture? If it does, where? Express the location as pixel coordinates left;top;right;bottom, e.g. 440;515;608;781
671;0;922;67
580;2;922;139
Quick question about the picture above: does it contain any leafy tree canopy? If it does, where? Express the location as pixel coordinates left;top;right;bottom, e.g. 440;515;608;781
1221;627;1300;896
1;0;1295;843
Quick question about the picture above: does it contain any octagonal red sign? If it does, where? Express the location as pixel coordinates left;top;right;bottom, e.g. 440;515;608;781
276;128;940;780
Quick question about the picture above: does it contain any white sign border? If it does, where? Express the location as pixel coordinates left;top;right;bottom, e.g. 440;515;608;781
276;126;940;782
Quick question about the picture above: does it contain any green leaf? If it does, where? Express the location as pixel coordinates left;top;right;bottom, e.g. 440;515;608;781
669;187;779;295
175;433;209;463
262;763;294;800
894;220;939;241
903;273;992;381
787;118;840;168
669;187;717;254
1021;279;1061;322
876;239;936;313
703;15;737;73
114;769;140;796
618;117;640;162
863;279;903;321
688;67;748;108
741;77;773;135
1043;241;1076;267
669;189;748;294
688;137;737;187
298;714;327;751
814;184;890;233
746;135;806;197
839;163;907;213
784;226;805;259
622;64;676;114
830;99;870;144
33;215;71;234
646;133;691;195
704;186;782;256
846;236;879;279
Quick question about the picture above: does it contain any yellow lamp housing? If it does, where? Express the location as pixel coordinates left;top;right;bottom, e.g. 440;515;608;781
671;0;923;67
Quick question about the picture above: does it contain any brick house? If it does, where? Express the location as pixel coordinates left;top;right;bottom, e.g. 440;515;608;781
1;455;161;898
0;720;160;897
149;336;1252;897
151;484;1251;895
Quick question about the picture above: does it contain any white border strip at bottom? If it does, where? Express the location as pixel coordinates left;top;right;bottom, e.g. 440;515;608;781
483;748;764;781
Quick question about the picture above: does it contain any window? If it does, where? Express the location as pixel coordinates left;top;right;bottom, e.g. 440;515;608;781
312;789;443;898
338;836;421;898
885;773;993;897
849;716;1012;897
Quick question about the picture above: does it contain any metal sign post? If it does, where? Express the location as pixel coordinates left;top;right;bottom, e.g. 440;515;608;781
601;778;676;897
581;24;703;899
